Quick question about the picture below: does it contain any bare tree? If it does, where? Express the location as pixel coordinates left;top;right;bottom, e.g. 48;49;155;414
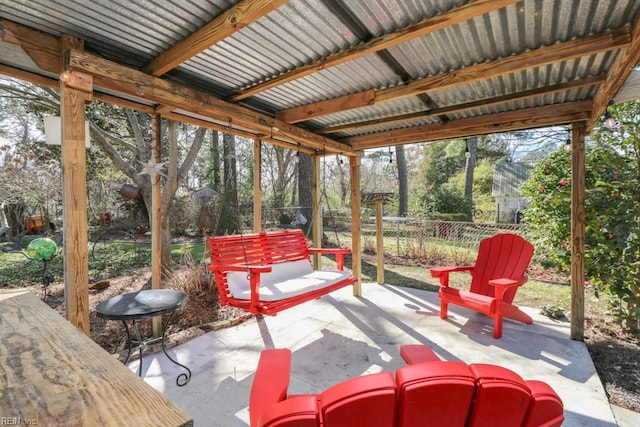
217;132;239;234
91;116;205;272
297;152;313;235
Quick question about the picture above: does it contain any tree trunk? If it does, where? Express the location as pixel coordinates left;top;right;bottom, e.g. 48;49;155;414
396;145;408;216
217;132;239;234
626;284;640;332
335;155;349;203
211;130;220;191
273;146;287;224
298;152;313;235
464;137;477;199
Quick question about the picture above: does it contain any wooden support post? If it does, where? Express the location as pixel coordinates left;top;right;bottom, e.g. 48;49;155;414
375;200;384;284
151;115;162;337
312;156;322;268
60;35;92;335
570;122;586;340
350;156;362;296
253;139;262;232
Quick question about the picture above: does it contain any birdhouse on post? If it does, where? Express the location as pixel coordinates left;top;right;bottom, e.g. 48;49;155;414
361;192;393;284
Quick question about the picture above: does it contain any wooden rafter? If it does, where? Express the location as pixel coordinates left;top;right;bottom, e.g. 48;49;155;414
277;27;630;124
346;101;592;149
142;0;288;77
229;0;520;102
318;75;605;135
0;63;58;89
163;111;319;155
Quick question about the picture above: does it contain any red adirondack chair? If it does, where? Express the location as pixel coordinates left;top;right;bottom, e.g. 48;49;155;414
430;233;534;339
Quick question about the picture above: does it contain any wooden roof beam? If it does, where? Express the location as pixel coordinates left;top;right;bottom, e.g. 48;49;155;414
142;0;287;77
67;49;355;155
589;18;640;131
161;111;316;155
318;75;605;135
229;0;520;102
0;63;58;89
277;27;630;124
346;100;592;149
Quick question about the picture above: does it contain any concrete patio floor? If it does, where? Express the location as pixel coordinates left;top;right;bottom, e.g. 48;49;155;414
131;284;623;426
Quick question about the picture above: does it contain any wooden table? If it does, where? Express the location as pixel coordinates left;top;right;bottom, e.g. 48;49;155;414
0;289;193;426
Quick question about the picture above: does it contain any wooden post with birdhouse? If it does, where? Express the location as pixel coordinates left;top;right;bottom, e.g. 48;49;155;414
361;192;393;285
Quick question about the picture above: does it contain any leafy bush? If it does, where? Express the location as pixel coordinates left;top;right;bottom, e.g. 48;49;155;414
420;183;473;220
522;140;640;330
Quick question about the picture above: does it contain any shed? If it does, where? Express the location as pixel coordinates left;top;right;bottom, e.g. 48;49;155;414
492;162;534;223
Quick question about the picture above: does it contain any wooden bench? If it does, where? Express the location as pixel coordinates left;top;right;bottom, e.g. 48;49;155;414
207;229;357;315
249;348;564;427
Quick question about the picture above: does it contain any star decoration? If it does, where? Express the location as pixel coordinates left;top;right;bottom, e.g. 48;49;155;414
138;159;167;181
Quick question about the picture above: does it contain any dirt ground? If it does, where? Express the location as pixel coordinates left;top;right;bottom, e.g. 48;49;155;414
42;265;640;415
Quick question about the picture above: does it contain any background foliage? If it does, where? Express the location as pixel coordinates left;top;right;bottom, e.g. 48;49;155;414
522;101;640;330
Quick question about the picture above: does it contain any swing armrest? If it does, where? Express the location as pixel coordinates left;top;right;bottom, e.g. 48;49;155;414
307;248;351;270
208;263;273;274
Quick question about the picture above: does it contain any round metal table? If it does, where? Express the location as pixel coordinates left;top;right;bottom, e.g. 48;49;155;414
96;289;191;386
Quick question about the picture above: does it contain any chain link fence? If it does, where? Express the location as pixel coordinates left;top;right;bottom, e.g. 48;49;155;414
230;207;526;265
322;215;527;264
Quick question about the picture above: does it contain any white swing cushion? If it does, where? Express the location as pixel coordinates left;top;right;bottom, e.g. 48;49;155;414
225;259;353;302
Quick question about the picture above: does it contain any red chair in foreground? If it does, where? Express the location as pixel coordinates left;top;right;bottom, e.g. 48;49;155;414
250;348;564;427
430;233;534;338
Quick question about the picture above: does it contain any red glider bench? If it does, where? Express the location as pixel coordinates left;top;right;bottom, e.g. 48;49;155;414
249;346;564;427
207;229;357;316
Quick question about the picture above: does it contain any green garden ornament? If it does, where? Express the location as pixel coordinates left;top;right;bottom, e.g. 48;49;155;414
26;237;58;261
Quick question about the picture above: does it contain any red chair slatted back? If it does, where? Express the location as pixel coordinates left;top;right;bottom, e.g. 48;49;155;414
469;233;534;303
467;364;532;427
395;361;476;427
522;380;565;427
319;372;396;427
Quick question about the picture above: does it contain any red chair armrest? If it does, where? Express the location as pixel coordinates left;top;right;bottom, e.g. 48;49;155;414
488;276;527;300
399;344;441;364
250;349;293;427
429;265;474;287
257;395;320;427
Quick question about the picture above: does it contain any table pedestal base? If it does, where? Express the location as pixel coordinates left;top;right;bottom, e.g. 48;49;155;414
122;311;192;386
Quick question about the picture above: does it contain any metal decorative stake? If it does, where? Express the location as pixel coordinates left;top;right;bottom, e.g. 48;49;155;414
24;237;60;301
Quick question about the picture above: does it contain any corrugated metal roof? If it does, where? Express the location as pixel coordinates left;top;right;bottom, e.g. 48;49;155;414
1;0;639;152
